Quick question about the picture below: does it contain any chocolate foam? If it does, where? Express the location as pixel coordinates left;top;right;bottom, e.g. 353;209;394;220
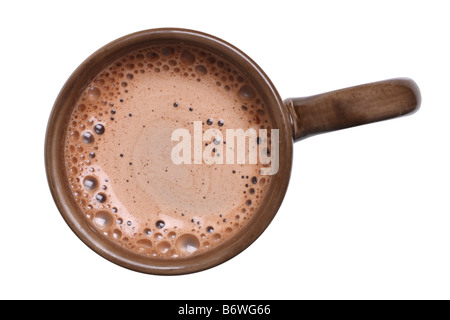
64;45;273;258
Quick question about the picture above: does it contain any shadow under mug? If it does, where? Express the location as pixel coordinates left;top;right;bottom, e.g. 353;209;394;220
45;28;421;275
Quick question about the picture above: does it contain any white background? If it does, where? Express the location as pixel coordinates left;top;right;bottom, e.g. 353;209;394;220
1;0;449;300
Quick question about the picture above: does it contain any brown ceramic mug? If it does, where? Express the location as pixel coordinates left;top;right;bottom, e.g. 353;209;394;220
45;28;420;275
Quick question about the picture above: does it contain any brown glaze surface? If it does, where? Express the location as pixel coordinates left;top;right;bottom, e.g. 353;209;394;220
286;78;421;141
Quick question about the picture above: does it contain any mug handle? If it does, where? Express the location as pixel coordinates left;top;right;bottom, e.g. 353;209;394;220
285;78;421;141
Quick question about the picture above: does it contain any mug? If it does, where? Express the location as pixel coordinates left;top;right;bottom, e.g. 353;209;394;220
45;28;420;275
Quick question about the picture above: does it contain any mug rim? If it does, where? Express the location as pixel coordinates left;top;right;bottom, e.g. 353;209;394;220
45;28;294;275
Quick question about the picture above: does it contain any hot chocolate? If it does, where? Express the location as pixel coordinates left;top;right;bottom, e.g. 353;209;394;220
64;44;275;258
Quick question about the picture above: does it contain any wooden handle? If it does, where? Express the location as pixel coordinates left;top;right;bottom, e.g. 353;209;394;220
285;78;421;141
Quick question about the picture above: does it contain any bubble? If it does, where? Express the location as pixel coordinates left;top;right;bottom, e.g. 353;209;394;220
144;228;152;236
113;229;122;239
218;120;224;127
180;50;195;65
251;176;258;184
156;220;165;229
212;233;221;242
157;241;171;254
206;118;213;125
82;132;95;144
83;176;98;191
161;47;175;57
87;87;101;101
93;211;113;229
137;239;153;248
175;234;200;254
238;85;255;100
195;65;207;75
206;226;214;233
154;233;163;240
146;51;159;61
96;193;107;203
94;124;105;135
70;131;80;141
168;231;177;239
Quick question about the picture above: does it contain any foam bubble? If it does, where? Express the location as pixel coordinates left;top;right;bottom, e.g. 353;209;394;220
238;85;255;100
156;220;165;229
146;51;159;61
94;124;105;135
112;229;122;239
195;65;207;76
96;193;107;203
137;239;152;248
83;176;98;191
154;233;163;240
87;87;101;101
82;132;94;144
94;211;113;229
180;50;195;65
161;47;174;57
157;241;171;253
175;234;200;254
168;231;177;239
70;131;80;142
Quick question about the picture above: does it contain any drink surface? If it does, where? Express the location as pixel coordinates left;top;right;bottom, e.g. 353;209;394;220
64;45;273;258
